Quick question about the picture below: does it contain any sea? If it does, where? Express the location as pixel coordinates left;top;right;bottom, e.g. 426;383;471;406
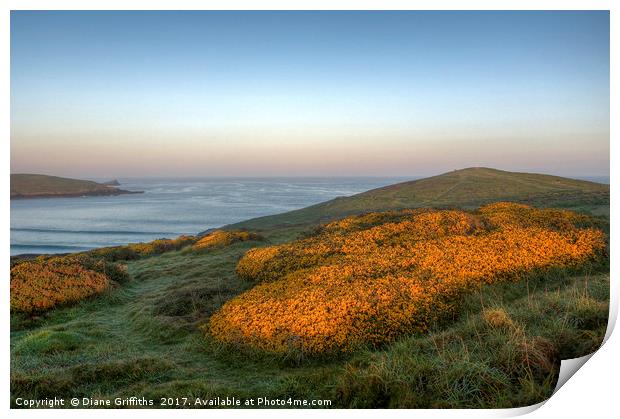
10;177;410;256
10;175;609;256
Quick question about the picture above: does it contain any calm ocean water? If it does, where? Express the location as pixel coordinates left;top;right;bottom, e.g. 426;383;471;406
10;175;609;256
10;177;409;256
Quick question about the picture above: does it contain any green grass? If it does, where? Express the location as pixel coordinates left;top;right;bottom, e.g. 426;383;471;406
335;269;609;408
10;237;609;408
10;168;610;408
227;168;609;231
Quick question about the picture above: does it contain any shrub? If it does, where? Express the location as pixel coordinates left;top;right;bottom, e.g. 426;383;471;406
208;203;606;354
87;235;198;261
60;254;130;284
128;235;198;257
479;202;593;231
193;230;262;251
87;245;139;262
236;245;304;282
9;234;200;314
236;209;484;282
11;259;110;314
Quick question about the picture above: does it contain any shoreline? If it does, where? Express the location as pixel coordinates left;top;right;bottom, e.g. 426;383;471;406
9;168;610;258
11;189;144;200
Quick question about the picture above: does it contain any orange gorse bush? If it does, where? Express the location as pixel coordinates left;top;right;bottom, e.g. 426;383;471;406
209;203;606;354
87;235;198;261
193;230;262;251
236;209;484;282
479;202;593;231
126;235;197;257
11;258;110;313
10;234;198;314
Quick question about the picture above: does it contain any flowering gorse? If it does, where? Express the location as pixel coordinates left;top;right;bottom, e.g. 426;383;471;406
193;230;263;251
11;258;110;313
85;235;198;261
209;203;606;354
10;234;198;314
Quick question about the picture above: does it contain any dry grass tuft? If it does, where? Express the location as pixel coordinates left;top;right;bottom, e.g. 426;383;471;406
482;308;515;330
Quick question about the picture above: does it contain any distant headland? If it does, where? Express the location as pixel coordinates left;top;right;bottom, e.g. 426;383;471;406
10;174;144;199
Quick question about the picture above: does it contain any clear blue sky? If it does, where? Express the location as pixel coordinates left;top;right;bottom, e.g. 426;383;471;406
11;11;609;178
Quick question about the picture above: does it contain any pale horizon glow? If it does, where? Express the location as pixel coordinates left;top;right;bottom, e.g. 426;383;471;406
11;11;610;178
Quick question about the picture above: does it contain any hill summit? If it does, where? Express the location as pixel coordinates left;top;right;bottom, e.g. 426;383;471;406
229;167;609;230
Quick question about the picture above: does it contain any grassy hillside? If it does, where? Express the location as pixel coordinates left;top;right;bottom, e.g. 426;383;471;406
10;239;608;408
227;168;609;231
10;168;610;408
11;174;140;199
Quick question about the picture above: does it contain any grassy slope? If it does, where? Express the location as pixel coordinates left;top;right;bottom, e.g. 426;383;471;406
10;168;610;408
11;174;128;198
10;243;608;408
227;167;609;231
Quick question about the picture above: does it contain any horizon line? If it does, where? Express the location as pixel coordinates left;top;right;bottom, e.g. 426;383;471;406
10;170;611;181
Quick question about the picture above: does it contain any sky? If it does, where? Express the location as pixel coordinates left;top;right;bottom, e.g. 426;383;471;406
10;11;609;178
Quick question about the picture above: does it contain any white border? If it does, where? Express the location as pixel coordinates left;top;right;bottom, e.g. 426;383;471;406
2;1;616;419
0;0;616;11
